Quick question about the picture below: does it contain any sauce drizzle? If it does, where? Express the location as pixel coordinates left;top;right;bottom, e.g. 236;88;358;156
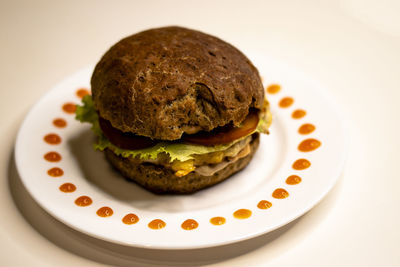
210;217;226;225
272;188;289;199
267;84;281;94
53;118;67;128
59;183;76;193
292;109;306;119
97;207;113;217
75;196;92;207
298;138;321;152
122;213;139;225
62;103;76;114
233;209;252;219
286;175;302;185
148;219;166;230
279;97;294;108
44;133;61;145
292;159;311;170
257;200;272;209
47;167;64;177
181;219;199;230
76;88;90;98
44;151;62;162
299;123;316;135
36;78;321;228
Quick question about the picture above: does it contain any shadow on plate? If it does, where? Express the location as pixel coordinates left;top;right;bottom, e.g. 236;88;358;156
8;149;344;266
68;128;157;202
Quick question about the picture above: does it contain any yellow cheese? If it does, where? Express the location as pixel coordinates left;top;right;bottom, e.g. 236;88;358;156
171;136;252;177
171;159;196;177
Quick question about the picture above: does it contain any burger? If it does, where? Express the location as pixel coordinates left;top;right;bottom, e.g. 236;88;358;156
76;26;271;194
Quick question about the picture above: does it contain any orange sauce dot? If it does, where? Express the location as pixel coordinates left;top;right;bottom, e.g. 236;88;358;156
62;103;76;114
272;188;289;199
53;118;67;128
75;196;92;207
210;217;226;225
181;219;199;230
44;151;61;162
97;207;113;217
148;219;166;230
47;167;64;177
267;84;281;94
292;109;306;119
59;183;76;193
279;97;294;108
233;209;252;219
76;88;90;98
286;175;302;185
299;123;316;135
292;159;311;170
298;138;321;152
44;133;61;145
122;213;139;225
257;200;272;209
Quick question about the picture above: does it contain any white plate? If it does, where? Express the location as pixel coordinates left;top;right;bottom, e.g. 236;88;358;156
15;53;347;249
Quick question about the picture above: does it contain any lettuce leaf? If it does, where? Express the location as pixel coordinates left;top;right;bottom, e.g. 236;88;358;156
257;107;272;134
75;95;102;136
76;95;270;162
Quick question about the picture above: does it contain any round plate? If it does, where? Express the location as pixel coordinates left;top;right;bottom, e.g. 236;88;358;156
15;53;347;249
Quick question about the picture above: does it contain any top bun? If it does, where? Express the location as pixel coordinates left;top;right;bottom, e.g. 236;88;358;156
91;26;264;140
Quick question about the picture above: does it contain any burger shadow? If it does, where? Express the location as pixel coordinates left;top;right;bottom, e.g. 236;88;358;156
68;129;159;203
8;147;345;266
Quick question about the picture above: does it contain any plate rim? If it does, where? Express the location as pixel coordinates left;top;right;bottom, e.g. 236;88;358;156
14;58;348;250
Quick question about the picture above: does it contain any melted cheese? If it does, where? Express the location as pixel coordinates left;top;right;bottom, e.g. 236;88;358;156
194;143;251;176
170;136;252;176
171;159;196;177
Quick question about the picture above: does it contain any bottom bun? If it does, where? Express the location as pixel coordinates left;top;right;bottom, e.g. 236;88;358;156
104;133;260;194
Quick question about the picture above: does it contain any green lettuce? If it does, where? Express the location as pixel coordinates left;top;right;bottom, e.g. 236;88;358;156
76;95;270;162
257;107;272;133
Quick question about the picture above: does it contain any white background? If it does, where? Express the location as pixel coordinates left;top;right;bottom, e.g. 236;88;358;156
1;0;399;266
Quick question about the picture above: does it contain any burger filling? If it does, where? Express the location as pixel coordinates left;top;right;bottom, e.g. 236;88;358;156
76;95;271;177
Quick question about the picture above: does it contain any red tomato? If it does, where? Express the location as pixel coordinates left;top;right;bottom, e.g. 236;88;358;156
182;110;259;146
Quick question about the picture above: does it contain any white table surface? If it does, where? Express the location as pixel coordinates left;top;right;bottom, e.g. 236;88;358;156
1;0;399;266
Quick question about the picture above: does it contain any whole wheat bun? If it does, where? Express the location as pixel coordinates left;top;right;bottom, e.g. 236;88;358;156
91;26;264;140
105;134;260;194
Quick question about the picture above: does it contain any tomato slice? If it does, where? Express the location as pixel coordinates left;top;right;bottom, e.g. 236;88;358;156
99;109;260;149
182;109;259;146
99;117;158;150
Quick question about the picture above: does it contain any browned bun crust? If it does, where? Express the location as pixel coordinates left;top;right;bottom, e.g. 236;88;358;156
104;133;260;194
92;26;264;140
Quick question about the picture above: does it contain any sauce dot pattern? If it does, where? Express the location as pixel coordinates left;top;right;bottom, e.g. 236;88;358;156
41;85;321;230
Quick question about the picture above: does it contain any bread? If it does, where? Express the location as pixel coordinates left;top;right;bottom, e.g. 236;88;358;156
79;26;270;194
105;133;260;194
91;26;264;140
